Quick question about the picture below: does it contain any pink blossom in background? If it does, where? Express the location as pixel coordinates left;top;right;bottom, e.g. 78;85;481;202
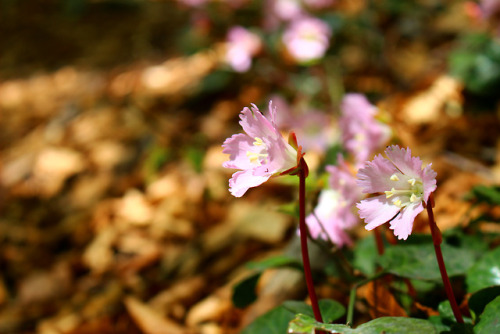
305;156;361;247
222;102;298;197
178;0;207;7
267;95;294;129
303;0;335;10
356;146;437;240
290;111;335;153
339;94;391;168
269;95;335;154
282;16;332;63
273;0;305;21
326;157;362;222
226;26;262;72
306;190;353;247
179;0;248;8
480;0;500;18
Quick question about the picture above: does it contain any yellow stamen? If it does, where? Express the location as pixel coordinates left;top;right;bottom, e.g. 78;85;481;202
408;178;416;186
253;137;264;146
390;174;400;181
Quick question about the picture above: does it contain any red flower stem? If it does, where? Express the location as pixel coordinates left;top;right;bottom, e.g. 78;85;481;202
374;227;385;255
298;158;323;324
426;194;464;324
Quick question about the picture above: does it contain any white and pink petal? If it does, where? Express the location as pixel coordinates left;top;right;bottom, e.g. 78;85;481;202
228;169;271;197
385;146;422;179
388;202;424;240
357;154;398;193
357;195;400;231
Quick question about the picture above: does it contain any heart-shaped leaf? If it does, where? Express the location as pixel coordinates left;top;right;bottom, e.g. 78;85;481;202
288;314;438;334
232;272;261;308
466;247;500;293
283;299;346;323
378;243;474;281
473;295;500;333
241;305;296;334
468;285;500;321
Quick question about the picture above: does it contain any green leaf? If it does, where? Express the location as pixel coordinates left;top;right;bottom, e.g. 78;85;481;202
232;255;303;309
232;273;261;309
468;286;500;321
352;235;378;276
354;316;438;333
467;185;500;205
443;230;489;259
283;299;346;323
437;301;473;326
288;314;438;334
185;146;204;173
438;300;455;324
378;243;475;281
241;305;297;334
428;315;451;333
245;255;303;271
473;295;500;333
466;247;500;293
288;314;353;334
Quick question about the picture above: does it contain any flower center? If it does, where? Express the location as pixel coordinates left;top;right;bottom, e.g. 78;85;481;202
384;174;424;208
246;137;269;165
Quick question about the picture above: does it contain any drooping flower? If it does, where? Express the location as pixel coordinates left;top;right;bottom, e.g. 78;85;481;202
225;26;262;72
282;16;332;63
305;156;361;247
356;146;437;240
339;94;391;168
222;102;300;197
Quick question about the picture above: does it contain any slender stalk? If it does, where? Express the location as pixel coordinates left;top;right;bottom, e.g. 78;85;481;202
298;158;323;324
426;194;464;324
346;272;386;326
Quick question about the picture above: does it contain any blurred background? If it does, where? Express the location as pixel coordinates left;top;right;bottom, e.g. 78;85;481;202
0;0;499;333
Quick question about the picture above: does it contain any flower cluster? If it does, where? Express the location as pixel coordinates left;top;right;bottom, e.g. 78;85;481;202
222;101;300;197
305;157;361;247
356;146;437;240
339;94;391;168
223;101;437;243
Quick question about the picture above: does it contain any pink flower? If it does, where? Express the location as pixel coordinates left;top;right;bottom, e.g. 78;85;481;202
305;156;361;247
282;16;332;63
339;94;391;168
306;190;353;247
222;102;299;197
226;26;262;72
356;146;437;240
